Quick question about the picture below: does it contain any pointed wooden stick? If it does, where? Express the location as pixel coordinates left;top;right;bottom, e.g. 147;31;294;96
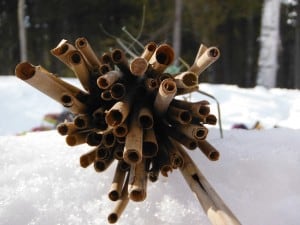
177;145;241;225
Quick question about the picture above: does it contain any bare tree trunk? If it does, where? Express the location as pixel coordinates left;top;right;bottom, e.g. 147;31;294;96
245;12;254;87
18;0;27;62
173;0;182;66
256;0;281;88
294;1;300;89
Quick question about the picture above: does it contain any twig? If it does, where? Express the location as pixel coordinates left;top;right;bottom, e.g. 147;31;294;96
197;89;223;138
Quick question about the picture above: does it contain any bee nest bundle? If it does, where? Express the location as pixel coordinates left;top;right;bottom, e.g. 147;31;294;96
15;37;240;224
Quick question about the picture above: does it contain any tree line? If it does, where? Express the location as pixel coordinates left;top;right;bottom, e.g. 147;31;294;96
0;0;299;88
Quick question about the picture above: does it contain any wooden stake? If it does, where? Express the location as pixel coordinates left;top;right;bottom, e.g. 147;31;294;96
177;145;241;225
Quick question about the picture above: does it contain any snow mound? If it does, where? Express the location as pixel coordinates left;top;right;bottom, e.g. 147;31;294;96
0;128;299;225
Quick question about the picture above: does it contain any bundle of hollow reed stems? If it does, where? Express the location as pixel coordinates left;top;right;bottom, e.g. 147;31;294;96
15;37;241;224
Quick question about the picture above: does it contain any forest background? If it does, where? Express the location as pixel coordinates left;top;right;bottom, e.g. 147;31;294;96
1;0;299;89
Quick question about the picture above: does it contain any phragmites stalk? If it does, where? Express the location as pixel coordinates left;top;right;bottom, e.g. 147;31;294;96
15;38;226;224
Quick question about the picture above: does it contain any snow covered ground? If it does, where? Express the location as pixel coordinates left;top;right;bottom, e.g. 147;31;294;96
0;76;300;225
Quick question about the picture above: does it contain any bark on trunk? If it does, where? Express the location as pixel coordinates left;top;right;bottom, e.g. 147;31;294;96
256;0;281;88
18;0;27;62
